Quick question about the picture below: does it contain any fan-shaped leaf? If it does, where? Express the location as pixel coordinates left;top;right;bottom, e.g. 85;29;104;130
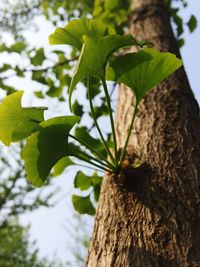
21;116;79;187
0;91;47;146
74;171;91;191
72;194;95;215
69;34;139;110
49;19;106;50
107;48;182;102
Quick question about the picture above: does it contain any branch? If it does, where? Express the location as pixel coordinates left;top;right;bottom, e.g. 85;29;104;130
0;56;78;81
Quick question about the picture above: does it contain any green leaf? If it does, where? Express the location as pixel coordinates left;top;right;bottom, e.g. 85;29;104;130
52;156;74;176
177;38;185;48
93;186;101;202
91;172;102;201
0;44;7;52
72;194;95;215
187;15;197;33
91;173;102;187
49;19;106;50
107;48;182;102
21;116;79;187
171;8;183;36
31;48;45;66
15;66;24;77
0;91;46;146
74;171;91;191
75;127;107;157
32;71;46;84
34;91;44;99
0;64;12;72
72;100;83;116
46;86;63;98
105;0;121;11
69;34;139;110
10;42;27;53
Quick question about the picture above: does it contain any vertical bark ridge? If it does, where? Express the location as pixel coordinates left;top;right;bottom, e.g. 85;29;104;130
86;0;200;266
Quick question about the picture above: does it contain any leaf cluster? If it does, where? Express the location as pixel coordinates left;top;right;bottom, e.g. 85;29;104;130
0;18;182;215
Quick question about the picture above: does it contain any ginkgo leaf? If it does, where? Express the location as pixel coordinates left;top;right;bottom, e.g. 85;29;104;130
74;171;91;191
21;116;79;187
49;19;106;50
0;91;47;146
31;48;46;66
106;48;182;102
72;194;95;215
52;156;74;176
69;34;139;110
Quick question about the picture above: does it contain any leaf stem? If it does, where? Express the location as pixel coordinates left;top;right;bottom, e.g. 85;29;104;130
74;163;104;173
87;77;115;164
69;144;114;173
69;134;116;170
119;102;138;166
101;78;118;166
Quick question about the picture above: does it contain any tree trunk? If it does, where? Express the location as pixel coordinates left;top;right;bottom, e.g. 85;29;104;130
86;0;200;266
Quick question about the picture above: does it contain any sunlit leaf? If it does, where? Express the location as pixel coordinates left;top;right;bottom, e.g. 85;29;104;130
72;194;95;215
107;48;182;102
69;34;139;110
21;116;79;187
49;19;106;50
0;91;47;146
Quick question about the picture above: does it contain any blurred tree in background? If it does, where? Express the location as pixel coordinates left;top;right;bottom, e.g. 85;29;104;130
0;220;62;267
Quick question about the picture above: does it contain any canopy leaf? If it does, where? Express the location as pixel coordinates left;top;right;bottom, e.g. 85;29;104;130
31;48;46;66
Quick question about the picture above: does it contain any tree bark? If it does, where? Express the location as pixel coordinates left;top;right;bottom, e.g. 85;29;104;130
86;0;200;266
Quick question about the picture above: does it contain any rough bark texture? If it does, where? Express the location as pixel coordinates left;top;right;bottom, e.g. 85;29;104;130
86;0;200;266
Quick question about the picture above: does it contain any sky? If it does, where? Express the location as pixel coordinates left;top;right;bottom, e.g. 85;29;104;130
1;1;200;265
179;2;200;103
